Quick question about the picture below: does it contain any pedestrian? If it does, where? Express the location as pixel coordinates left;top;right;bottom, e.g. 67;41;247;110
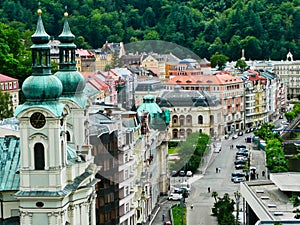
262;171;265;177
218;167;221;173
191;204;194;209
208;187;210;193
162;213;165;221
256;173;259;179
216;167;218;173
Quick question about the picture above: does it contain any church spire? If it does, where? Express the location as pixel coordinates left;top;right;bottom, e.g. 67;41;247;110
55;8;86;103
21;7;63;103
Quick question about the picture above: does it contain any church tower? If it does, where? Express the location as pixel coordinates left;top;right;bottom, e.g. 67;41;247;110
14;8;97;225
54;10;90;158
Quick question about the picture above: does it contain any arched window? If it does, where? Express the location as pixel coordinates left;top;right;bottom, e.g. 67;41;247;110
66;131;71;142
34;143;45;170
179;115;185;126
198;115;203;124
186;115;192;126
173;129;178;139
172;115;178;125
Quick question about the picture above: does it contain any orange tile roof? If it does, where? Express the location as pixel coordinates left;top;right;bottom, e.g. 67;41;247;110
166;74;243;85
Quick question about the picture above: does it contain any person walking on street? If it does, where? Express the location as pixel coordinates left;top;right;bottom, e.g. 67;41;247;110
208;187;210;193
162;213;165;221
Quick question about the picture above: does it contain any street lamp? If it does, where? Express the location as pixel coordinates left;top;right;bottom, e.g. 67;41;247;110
234;191;241;225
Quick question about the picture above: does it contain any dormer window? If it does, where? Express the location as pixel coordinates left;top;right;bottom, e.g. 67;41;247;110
186;80;192;83
176;80;181;83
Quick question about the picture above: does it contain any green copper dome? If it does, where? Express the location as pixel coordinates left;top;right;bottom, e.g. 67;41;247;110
55;70;85;95
137;95;162;115
22;75;63;102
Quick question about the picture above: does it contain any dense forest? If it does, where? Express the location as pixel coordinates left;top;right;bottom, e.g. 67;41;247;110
1;0;300;81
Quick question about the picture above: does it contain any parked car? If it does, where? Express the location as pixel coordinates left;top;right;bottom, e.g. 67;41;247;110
236;155;247;160
279;115;283;119
168;193;183;200
236;151;249;157
237;131;243;136
179;170;185;177
236;144;247;149
171;170;178;177
235;164;246;169
231;172;246;178
234;159;247;165
232;177;244;183
173;188;183;194
224;134;230;139
245;129;251;133
232;135;238;139
186;171;193;177
164;220;172;225
250;127;255;132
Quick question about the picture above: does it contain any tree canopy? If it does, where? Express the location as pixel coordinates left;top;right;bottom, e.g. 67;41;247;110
0;0;299;62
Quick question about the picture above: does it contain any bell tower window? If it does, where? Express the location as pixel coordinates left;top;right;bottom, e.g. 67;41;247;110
34;143;45;170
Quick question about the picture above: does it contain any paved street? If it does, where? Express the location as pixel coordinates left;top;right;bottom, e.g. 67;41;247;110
150;132;267;225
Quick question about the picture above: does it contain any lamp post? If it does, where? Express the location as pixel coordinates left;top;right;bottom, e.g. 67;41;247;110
234;191;241;225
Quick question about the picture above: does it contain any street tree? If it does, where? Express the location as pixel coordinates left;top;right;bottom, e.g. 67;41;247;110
0;89;13;120
235;59;249;72
210;52;228;70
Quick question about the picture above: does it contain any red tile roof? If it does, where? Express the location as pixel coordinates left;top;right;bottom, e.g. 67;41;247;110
0;74;18;82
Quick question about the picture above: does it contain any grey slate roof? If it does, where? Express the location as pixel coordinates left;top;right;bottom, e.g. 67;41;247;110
158;87;220;107
135;80;164;92
0;136;20;191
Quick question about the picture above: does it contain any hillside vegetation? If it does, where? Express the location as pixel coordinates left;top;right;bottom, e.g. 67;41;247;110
1;0;300;61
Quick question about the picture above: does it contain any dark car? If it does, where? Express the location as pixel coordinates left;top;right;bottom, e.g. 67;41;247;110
236;144;247;149
245;129;251;133
171;171;178;177
236;151;249;157
279;115;284;119
234;159;247;165
235;164;246;169
237;131;243;136
231;172;245;181
250;127;256;132
231;172;246;177
179;170;185;177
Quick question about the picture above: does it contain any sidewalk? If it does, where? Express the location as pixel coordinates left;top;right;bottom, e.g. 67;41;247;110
148;137;220;225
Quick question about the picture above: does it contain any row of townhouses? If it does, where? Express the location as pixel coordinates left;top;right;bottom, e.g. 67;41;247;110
0;9;299;225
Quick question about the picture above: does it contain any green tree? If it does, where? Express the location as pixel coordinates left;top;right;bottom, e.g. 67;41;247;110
0;89;13;120
235;59;248;72
210;52;228;70
212;193;235;225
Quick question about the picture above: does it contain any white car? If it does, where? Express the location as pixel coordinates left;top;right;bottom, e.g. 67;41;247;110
168;193;183;200
186;171;193;177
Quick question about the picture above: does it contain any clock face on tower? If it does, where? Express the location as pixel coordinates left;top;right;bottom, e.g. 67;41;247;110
30;112;46;129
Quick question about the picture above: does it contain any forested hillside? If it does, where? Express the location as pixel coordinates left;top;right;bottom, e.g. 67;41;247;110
1;0;300;62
